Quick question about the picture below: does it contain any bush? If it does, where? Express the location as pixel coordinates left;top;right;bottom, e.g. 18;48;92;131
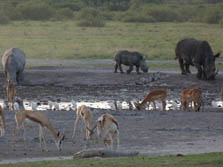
101;11;115;21
220;18;223;25
121;11;155;22
146;7;180;22
204;10;222;24
0;10;10;25
17;2;54;20
54;8;74;20
3;5;23;20
77;8;106;27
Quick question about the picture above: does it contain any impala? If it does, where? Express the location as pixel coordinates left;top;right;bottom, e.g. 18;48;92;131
136;89;167;111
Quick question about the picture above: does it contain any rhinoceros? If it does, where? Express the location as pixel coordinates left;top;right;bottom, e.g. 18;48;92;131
175;38;220;80
114;50;148;74
2;48;26;85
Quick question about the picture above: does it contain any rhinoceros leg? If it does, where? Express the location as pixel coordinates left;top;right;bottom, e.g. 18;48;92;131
178;58;187;75
127;65;133;74
118;64;124;74
136;66;140;74
185;64;191;74
194;64;203;79
114;64;118;73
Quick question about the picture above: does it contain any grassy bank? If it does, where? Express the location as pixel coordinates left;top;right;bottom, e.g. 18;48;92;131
1;152;223;167
0;21;222;61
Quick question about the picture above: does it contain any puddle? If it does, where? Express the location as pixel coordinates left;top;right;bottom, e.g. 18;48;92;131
0;156;73;164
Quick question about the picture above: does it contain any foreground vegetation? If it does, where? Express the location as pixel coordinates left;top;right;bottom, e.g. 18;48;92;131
1;152;223;167
0;21;222;61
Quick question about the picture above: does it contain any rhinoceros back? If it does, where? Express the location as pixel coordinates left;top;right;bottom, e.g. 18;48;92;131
2;48;26;83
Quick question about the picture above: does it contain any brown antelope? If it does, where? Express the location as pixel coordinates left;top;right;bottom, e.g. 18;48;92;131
72;105;92;140
6;82;16;110
13;110;65;152
136;89;167;111
88;114;120;150
181;88;202;112
0;106;6;136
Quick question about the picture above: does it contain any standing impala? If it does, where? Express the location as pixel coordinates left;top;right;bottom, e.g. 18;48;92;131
88;113;120;150
0;106;5;136
13;110;65;152
72;105;92;140
136;89;167;111
181;88;202;112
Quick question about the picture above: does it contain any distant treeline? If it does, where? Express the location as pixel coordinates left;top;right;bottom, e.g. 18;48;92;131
0;0;223;26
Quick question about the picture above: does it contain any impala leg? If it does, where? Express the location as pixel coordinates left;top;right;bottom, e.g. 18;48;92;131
12;127;19;151
23;126;30;152
153;101;157;110
147;102;151;111
108;134;113;150
41;127;48;152
116;130;120;150
162;100;166;111
39;125;43;151
72;116;79;139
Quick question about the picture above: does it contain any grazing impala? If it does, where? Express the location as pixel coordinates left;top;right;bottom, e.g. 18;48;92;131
13;110;65;152
72;105;92;140
88;114;120;150
136;90;167;111
6;82;16;110
0;106;5;136
181;88;202;112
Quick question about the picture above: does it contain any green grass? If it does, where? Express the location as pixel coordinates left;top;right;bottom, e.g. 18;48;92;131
0;21;223;61
1;152;223;167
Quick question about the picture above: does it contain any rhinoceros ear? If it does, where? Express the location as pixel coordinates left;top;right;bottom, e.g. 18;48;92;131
214;53;220;58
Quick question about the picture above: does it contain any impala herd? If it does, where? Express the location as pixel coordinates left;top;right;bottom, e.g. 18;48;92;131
0;83;206;153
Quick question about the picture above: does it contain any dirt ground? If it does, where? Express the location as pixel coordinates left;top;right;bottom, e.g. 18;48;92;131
0;63;223;163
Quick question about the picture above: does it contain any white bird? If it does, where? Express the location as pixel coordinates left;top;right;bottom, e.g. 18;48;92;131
108;100;116;110
31;102;38;111
115;101;123;110
13;102;20;110
130;99;138;110
0;101;7;110
156;102;163;110
211;101;223;108
48;101;60;111
168;100;180;110
71;99;77;111
14;97;25;110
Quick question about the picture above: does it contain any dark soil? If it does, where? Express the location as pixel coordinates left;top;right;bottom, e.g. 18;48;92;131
0;65;223;163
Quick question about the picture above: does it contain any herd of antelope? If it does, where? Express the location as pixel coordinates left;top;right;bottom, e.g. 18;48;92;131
0;80;206;153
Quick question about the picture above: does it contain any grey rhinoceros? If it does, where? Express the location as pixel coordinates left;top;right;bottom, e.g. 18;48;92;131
114;50;148;74
2;48;26;85
175;38;220;80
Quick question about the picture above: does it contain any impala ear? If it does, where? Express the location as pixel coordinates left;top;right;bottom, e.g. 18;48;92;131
57;132;60;137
